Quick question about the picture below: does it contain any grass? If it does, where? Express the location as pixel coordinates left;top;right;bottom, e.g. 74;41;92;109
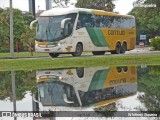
0;54;160;71
0;52;48;58
0;52;91;59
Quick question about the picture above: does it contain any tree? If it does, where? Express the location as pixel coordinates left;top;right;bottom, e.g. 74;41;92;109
0;8;34;53
0;70;36;101
151;36;160;50
21;28;36;56
129;0;160;42
22;12;34;25
0;8;10;52
75;0;115;12
52;0;71;7
138;66;160;111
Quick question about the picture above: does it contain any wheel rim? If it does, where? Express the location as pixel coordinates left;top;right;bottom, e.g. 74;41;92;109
76;46;81;54
73;44;82;56
76;68;84;78
122;43;127;51
116;67;122;73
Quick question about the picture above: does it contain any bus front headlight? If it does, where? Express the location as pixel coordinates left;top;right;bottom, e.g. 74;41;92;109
59;76;63;80
56;42;61;46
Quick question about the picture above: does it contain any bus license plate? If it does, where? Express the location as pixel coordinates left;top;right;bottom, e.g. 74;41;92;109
44;49;49;51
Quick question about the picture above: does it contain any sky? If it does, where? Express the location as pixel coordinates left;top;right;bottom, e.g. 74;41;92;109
0;0;136;14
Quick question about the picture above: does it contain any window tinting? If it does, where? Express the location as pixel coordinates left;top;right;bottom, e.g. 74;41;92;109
77;13;135;29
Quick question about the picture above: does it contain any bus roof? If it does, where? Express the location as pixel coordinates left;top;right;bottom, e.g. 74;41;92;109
40;8;134;18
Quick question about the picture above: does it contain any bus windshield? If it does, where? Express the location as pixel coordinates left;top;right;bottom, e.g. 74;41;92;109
36;15;65;42
37;81;80;107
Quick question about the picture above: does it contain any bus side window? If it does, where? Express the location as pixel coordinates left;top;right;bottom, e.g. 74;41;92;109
76;13;83;29
85;14;94;27
95;18;100;27
67;13;77;25
76;13;95;29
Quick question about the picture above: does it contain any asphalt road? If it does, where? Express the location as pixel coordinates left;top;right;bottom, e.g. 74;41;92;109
43;46;159;59
57;46;160;58
1;46;160;60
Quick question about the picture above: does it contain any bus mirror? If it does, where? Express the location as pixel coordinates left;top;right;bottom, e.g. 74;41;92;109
61;18;71;29
63;94;74;104
30;19;38;29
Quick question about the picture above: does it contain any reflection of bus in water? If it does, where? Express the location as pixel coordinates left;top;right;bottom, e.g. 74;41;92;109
33;66;137;111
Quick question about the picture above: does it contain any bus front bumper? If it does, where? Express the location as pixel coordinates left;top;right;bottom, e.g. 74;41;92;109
35;44;74;53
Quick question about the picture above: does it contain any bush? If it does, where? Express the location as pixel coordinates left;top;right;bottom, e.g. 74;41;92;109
151;36;160;50
0;47;10;53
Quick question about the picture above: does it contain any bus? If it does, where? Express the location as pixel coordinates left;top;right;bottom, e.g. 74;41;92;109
30;8;136;57
32;66;137;112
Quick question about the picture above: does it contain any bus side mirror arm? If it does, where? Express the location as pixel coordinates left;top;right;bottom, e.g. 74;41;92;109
63;94;74;104
61;18;71;29
30;19;38;29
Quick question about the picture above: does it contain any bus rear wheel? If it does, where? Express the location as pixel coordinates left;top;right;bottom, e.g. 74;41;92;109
121;42;127;53
111;42;121;54
72;43;83;57
92;51;105;55
49;53;59;58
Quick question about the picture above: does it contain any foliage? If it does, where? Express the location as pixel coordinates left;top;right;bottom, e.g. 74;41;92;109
129;0;160;42
139;74;160;96
21;28;36;56
22;12;34;25
0;8;10;52
149;65;160;74
0;71;12;100
0;70;36;100
138;65;160;111
151;36;160;50
52;0;71;7
138;93;160;111
0;8;34;53
75;0;115;12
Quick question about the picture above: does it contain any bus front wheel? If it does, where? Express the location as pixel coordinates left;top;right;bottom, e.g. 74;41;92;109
92;51;105;55
72;43;83;57
76;67;84;78
49;53;59;58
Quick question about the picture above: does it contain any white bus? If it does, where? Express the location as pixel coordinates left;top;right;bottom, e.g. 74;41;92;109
30;8;136;57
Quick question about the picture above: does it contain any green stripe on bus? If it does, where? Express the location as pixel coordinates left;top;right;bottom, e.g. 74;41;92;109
88;69;109;91
86;28;108;47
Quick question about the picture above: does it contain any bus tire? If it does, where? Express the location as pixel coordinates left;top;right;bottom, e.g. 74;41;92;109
121;42;127;53
76;67;84;78
92;51;105;55
111;51;116;54
116;66;122;73
116;42;121;54
111;42;121;54
49;53;59;58
123;66;128;72
72;43;83;57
